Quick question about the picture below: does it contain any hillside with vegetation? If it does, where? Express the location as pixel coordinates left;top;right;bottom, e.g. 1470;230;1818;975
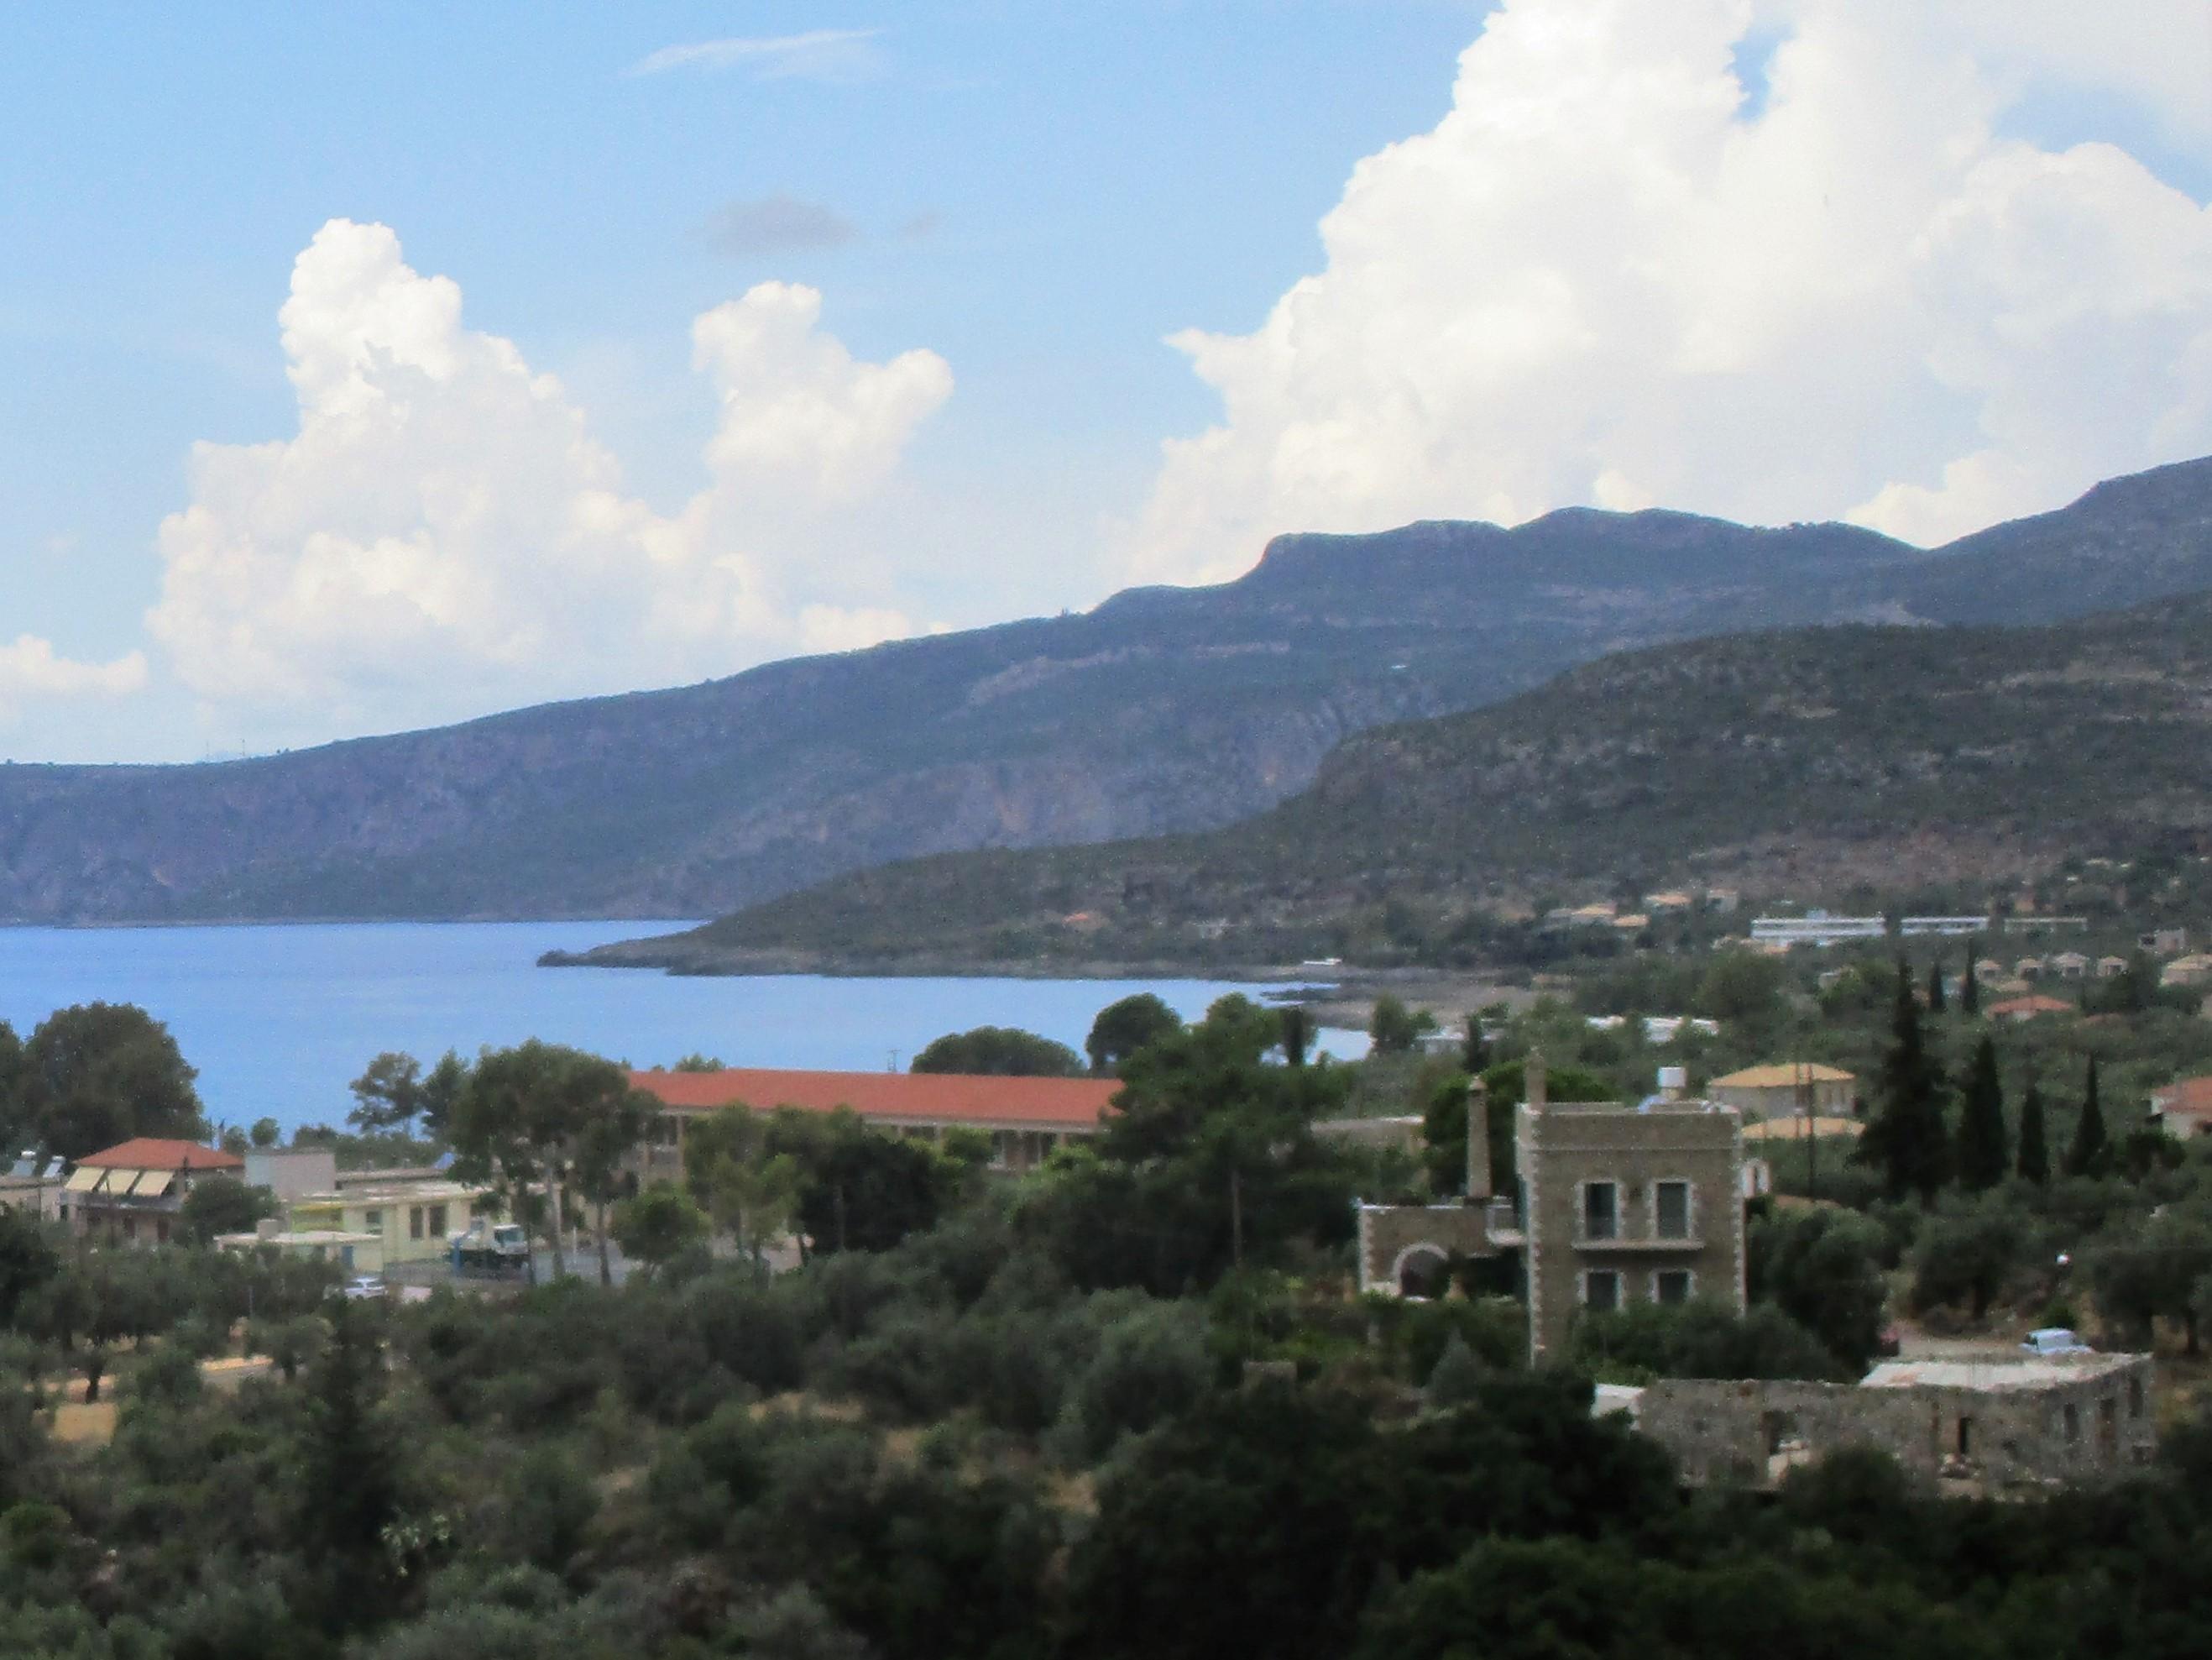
6;457;2212;923
10;992;2212;1655
620;589;2212;971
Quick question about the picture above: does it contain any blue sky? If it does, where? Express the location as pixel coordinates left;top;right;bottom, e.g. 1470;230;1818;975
0;4;1482;673
3;2;2209;761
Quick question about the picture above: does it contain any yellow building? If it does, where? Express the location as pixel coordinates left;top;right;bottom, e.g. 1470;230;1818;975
1707;1064;1856;1123
216;1222;384;1275
287;1179;489;1268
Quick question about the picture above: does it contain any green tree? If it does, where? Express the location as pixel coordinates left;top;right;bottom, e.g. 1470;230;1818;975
2063;1055;2110;1179
1693;951;1786;1028
1910;1198;2026;1322
1961;941;1981;1017
346;1051;426;1136
1927;956;1948;1013
2016;1072;2051;1185
1367;995;1431;1055
18;1003;205;1159
1570;1300;1841;1381
911;1026;1084;1076
612;1186;707;1280
450;1042;634;1280
1278;1005;1313;1068
1460;1011;1491;1075
0;1208;59;1330
1085;994;1182;1075
2091;1203;2212;1354
766;1111;953;1257
1749;1206;1890;1374
248;1116;281;1149
301;1298;398;1626
571;1087;650;1286
179;1174;274;1244
1855;962;1950;1204
1953;1034;2009;1192
683;1106;805;1268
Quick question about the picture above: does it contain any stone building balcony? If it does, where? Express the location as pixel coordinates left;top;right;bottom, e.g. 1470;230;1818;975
1573;1232;1705;1252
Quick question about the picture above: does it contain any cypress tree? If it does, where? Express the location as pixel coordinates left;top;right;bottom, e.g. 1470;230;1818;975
1927;958;1948;1013
1961;941;1981;1017
2017;1073;2050;1185
1955;1034;2009;1191
2063;1055;2109;1179
1856;960;1952;1204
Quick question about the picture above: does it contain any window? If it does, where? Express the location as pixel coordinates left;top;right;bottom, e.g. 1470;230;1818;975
428;1204;447;1238
363;1209;382;1233
2063;1403;2080;1442
1956;1416;1973;1457
1655;1270;1693;1305
1583;1270;1621;1312
409;1207;424;1240
1582;1181;1618;1241
1654;1181;1691;1239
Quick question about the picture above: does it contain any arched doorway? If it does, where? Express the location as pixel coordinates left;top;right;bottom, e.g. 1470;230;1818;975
1395;1244;1451;1299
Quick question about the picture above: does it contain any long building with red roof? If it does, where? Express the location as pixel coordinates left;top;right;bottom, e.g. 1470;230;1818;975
627;1067;1118;1176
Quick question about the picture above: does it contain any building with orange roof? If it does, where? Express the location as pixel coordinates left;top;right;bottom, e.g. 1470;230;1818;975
65;1138;244;1245
1987;994;2075;1023
2150;1076;2212;1140
627;1067;1119;1177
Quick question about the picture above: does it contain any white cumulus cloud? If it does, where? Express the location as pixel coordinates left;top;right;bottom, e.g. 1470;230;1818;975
1129;0;2212;583
146;219;949;741
0;636;147;720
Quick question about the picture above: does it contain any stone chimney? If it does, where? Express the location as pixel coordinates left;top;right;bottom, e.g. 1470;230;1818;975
1464;1076;1491;1201
1524;1049;1547;1113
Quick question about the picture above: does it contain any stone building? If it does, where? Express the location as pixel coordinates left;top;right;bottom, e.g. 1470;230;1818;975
1519;1064;1747;1364
1608;1352;2155;1495
1354;1058;1748;1364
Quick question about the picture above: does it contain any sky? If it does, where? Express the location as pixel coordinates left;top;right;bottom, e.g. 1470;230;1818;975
3;1;2210;762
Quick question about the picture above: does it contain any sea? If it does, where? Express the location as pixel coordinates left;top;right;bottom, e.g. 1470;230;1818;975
0;920;1349;1138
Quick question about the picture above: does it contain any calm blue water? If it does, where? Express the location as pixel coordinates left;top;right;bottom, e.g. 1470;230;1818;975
0;921;1328;1136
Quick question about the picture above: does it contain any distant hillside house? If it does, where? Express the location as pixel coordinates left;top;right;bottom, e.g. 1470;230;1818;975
2140;928;2189;957
1988;993;2076;1023
2149;1077;2212;1139
2160;955;2212;987
1707;1063;1854;1122
65;1139;243;1245
628;1068;1119;1177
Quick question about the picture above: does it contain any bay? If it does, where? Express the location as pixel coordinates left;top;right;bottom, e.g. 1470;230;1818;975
0;921;1331;1138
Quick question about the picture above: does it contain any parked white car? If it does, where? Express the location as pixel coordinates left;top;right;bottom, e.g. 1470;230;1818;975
2021;1327;2093;1357
340;1275;387;1301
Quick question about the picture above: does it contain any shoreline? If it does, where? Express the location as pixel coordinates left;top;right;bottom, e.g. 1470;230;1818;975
540;939;1534;1030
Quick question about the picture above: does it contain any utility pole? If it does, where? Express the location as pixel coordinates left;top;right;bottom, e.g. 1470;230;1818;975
1230;1166;1245;1268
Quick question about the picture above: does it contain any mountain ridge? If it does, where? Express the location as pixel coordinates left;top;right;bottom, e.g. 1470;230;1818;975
3;455;2210;924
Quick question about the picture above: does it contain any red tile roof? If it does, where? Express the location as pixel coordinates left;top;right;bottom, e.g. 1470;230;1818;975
2152;1076;2212;1120
1987;995;2074;1018
629;1068;1116;1131
76;1139;245;1171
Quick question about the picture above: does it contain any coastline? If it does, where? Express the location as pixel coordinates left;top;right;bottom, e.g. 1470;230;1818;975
538;937;1534;1029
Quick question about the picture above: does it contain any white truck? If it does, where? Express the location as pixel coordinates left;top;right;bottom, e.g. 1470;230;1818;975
447;1218;531;1279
